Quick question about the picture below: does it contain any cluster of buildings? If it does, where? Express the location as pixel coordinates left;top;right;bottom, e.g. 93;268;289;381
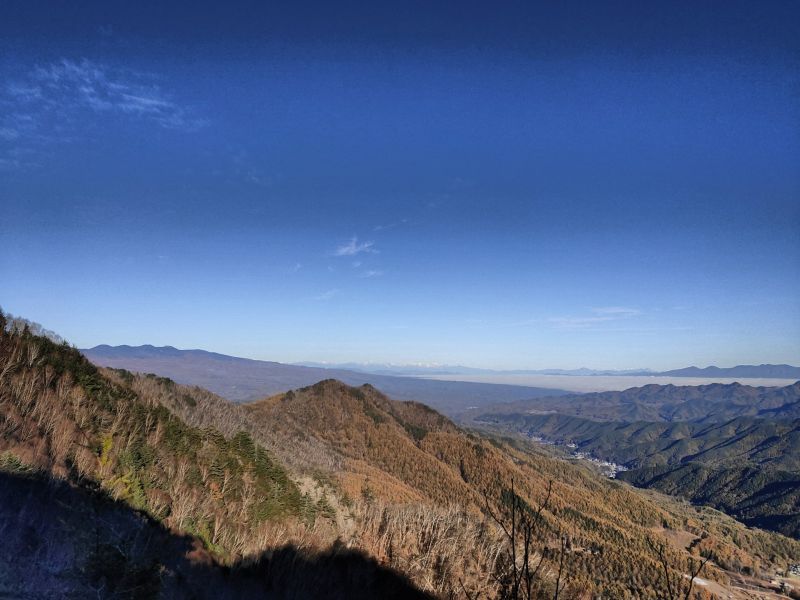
526;435;628;478
572;451;629;478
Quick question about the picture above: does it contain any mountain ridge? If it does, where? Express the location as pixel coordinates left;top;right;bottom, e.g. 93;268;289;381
80;344;571;416
85;346;800;379
468;380;800;424
294;358;800;379
5;323;800;597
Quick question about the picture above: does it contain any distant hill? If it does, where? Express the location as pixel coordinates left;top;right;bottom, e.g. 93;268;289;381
81;345;569;416
294;363;657;377
619;463;800;538
658;364;800;378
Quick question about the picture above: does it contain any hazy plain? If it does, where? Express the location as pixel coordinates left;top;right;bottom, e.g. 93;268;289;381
423;374;798;393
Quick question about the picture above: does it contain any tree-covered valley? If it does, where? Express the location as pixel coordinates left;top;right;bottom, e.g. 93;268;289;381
472;384;800;539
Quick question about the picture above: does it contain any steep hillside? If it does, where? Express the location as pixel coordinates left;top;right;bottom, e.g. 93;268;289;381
0;469;429;600
194;380;800;598
0;331;312;559
6;322;800;598
81;344;569;415
0;320;430;598
619;463;800;538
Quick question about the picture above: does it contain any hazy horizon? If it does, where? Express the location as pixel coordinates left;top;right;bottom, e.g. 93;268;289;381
424;373;799;394
75;340;800;375
3;1;799;370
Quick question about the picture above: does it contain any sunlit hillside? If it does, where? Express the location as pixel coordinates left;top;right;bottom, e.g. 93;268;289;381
4;320;800;598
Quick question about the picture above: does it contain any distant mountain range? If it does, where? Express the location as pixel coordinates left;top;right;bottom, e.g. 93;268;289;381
296;361;800;379
469;380;800;424
81;345;569;416
658;364;800;378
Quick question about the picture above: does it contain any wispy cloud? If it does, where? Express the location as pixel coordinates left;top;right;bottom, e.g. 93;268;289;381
334;237;377;257
359;270;383;278
548;316;615;328
314;289;340;301
23;59;206;130
0;127;20;141
373;218;408;232
0;58;207;168
229;147;274;186
590;306;642;318
548;307;642;329
0;59;208;170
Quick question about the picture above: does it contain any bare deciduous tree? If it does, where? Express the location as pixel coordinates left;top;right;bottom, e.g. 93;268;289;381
464;479;567;600
646;536;710;600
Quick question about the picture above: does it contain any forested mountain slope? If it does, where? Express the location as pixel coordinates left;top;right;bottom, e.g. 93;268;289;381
4;321;800;598
474;402;800;537
620;463;800;538
476;413;800;471
0;319;430;598
166;378;800;598
470;381;800;424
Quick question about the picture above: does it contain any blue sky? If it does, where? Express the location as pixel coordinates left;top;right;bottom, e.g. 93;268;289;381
2;1;799;369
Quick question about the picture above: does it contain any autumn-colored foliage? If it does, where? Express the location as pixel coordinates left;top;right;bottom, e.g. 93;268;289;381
2;320;799;598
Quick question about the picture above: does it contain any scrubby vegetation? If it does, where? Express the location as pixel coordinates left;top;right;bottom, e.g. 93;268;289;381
0;315;323;561
164;373;800;598
2;314;799;598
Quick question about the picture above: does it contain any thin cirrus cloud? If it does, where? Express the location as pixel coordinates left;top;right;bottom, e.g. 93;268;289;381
0;58;205;166
359;270;383;278
548;307;642;329
591;307;642;318
0;59;206;171
31;59;205;130
313;289;340;301
373;218;408;232
333;237;377;257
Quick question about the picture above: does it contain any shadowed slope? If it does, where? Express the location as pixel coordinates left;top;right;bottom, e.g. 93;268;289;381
0;470;432;599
